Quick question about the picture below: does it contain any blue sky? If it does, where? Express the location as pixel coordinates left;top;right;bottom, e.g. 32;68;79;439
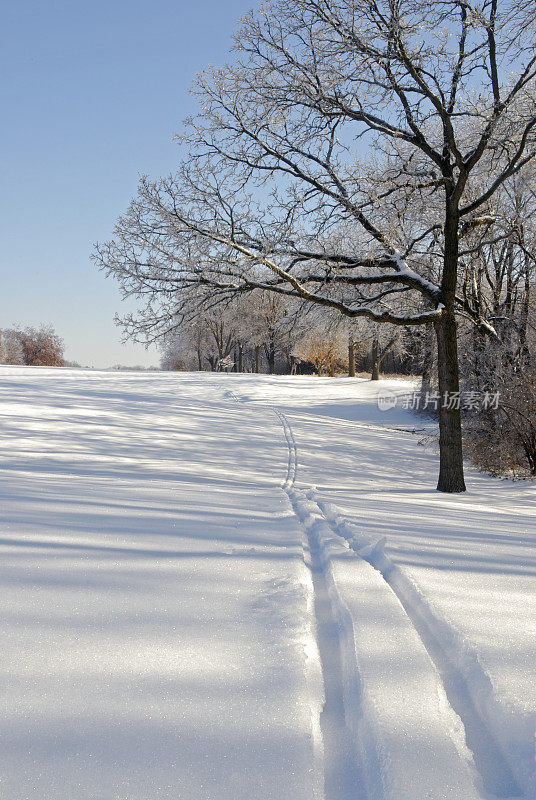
0;0;254;366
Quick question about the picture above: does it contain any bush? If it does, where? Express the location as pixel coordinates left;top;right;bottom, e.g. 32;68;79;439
464;365;536;478
0;325;65;367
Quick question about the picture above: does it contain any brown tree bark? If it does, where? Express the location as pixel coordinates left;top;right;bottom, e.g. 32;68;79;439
266;337;276;374
348;339;356;377
435;207;466;492
371;332;380;380
435;312;466;492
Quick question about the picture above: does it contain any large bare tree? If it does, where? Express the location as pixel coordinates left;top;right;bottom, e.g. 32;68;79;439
95;0;536;492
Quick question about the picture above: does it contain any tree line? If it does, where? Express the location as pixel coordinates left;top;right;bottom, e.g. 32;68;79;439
95;0;536;491
0;325;65;367
160;294;411;377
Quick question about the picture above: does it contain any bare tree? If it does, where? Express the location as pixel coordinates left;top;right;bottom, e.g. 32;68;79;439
243;292;307;373
0;326;64;367
18;326;65;367
95;0;536;492
457;176;536;476
0;329;25;365
161;321;210;370
294;323;348;375
368;325;403;381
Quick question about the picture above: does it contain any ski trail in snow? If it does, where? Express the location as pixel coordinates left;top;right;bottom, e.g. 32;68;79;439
273;409;298;489
287;488;375;800
222;389;297;489
311;492;527;800
273;410;528;799
275;409;375;799
221;388;373;799
220;386;529;799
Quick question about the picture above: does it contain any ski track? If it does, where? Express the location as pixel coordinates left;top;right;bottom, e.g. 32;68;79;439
312;490;527;799
223;387;374;799
221;386;530;800
273;409;298;489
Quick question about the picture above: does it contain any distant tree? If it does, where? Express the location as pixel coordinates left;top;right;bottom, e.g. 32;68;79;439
465;359;536;477
161;320;211;371
0;329;25;365
17;325;65;367
244;293;308;374
294;331;347;376
160;347;188;372
160;305;238;371
160;293;310;374
366;325;406;381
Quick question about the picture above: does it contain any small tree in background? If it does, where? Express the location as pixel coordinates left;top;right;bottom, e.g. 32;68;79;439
20;326;65;367
294;333;347;376
0;329;25;364
0;325;65;367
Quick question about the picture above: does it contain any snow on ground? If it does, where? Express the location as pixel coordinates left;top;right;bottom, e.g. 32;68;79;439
0;366;534;800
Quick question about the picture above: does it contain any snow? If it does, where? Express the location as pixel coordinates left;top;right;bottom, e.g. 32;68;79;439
0;366;534;799
390;250;442;302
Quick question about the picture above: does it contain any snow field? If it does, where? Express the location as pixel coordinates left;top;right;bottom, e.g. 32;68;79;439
224;373;535;799
0;368;320;800
0;367;534;800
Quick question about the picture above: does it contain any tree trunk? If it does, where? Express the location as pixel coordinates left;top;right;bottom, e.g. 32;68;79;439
370;330;380;381
518;256;531;367
371;330;380;380
435;203;466;493
377;336;397;377
434;311;466;492
348;339;356;377
268;340;275;374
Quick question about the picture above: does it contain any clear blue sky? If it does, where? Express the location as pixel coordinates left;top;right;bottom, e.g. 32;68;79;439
0;0;254;367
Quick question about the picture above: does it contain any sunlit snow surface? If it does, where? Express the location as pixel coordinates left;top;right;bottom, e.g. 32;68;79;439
0;367;534;800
